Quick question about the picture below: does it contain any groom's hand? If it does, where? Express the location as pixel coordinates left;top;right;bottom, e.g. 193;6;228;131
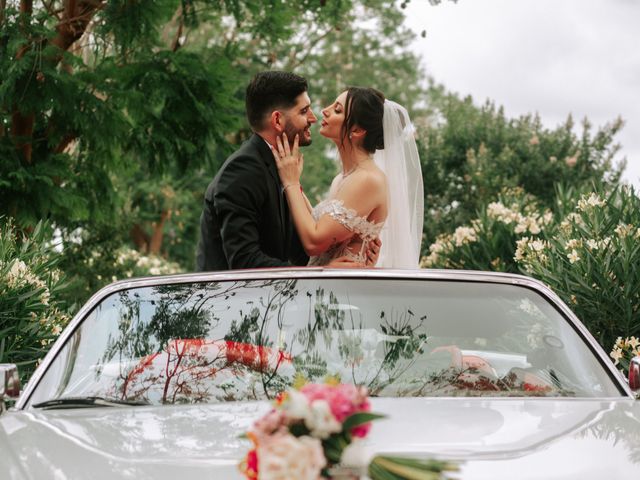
365;238;382;267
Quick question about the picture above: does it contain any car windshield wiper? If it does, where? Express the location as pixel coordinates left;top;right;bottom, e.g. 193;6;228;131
32;396;150;410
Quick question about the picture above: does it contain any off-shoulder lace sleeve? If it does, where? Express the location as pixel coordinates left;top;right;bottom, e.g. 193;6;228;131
312;199;383;241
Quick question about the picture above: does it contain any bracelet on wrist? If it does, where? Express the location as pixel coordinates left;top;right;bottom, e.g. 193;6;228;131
283;182;301;192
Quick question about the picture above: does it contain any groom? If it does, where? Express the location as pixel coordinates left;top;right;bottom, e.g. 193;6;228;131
196;71;317;270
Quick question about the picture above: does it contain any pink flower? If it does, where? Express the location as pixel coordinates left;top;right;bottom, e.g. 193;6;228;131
300;384;371;437
253;409;288;440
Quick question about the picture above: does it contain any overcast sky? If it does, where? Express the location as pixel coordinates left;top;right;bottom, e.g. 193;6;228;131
404;0;640;187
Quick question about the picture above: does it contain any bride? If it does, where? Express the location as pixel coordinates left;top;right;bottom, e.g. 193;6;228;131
271;87;424;269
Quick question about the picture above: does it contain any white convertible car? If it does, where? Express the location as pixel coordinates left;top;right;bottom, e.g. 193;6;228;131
1;269;639;479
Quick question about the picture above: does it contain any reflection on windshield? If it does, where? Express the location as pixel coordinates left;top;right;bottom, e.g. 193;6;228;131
30;279;622;406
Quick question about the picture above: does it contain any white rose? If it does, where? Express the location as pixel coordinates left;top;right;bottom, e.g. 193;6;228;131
258;433;326;480
340;439;374;468
305;400;341;439
281;390;312;421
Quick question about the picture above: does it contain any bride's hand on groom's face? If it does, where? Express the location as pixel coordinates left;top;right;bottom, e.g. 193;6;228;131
272;133;304;186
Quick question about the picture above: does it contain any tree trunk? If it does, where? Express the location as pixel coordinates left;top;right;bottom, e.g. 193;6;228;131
10;0;104;164
149;209;171;255
10;0;34;164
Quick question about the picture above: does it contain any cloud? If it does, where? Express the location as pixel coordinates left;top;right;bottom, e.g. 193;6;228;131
405;0;640;185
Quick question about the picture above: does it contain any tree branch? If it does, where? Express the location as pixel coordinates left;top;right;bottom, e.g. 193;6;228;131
50;0;105;58
149;209;171;254
285;28;334;71
131;224;150;253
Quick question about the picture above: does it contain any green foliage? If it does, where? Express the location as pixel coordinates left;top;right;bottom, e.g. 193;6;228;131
421;187;555;272
515;187;640;352
419;85;625;250
57;224;182;307
228;0;430;203
0;219;71;380
369;454;459;480
0;0;356;267
421;184;640;357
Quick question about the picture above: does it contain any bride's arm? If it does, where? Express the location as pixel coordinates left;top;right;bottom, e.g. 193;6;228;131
273;134;380;256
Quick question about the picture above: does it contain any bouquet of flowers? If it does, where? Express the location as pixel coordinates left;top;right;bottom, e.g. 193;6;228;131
239;381;458;480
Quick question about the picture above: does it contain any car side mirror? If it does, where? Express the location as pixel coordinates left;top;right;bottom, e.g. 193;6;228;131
629;356;640;393
0;364;21;413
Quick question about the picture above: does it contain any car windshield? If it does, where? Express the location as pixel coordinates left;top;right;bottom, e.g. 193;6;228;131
29;278;622;406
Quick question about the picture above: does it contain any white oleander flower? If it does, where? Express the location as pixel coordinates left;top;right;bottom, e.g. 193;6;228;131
514;237;530;262
615;223;634;238
565;239;581;250
586;239;599;250
530;239;546;252
258;433;326;480
567;249;580;264
610;348;623;365
40;288;50;306
453;226;477;246
577;193;606;211
628;337;640;349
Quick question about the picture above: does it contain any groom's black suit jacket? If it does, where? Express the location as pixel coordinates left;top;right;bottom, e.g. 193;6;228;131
196;133;309;271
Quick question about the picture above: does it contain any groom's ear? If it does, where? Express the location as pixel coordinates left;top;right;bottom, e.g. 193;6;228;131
270;110;285;134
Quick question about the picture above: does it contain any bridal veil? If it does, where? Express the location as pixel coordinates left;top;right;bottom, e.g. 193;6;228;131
373;100;424;268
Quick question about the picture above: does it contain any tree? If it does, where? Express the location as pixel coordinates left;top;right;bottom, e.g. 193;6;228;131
419;83;626;250
0;1;355;277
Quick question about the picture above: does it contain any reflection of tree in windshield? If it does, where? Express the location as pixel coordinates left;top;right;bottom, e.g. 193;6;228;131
93;279;580;405
94;280;436;404
98;280;297;404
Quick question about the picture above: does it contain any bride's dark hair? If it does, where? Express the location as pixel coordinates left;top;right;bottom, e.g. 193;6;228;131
341;87;385;154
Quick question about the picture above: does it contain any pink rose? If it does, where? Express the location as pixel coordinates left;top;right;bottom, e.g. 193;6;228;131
300;384;371;437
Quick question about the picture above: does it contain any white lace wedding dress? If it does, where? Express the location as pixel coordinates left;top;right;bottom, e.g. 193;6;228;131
307;100;424;269
307;198;384;266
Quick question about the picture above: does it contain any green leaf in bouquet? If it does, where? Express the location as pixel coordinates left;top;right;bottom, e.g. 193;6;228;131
368;455;459;480
342;412;387;432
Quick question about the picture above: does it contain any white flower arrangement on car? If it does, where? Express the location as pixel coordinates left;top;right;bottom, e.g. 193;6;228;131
239;380;458;480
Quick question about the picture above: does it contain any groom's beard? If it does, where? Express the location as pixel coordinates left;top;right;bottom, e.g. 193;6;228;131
284;123;312;147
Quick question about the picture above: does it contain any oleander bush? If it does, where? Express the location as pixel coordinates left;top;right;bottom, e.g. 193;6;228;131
58;226;184;308
422;186;640;367
419;86;625;252
516;187;640;355
420;187;555;272
0;220;71;381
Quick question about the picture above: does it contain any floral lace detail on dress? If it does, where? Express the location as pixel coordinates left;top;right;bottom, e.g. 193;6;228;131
308;199;384;266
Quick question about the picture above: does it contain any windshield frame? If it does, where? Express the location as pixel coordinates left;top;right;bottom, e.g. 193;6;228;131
17;268;633;409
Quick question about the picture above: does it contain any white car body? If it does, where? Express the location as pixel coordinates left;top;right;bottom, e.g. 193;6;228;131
1;269;639;479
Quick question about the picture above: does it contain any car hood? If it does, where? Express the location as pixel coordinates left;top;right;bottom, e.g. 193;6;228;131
1;397;639;479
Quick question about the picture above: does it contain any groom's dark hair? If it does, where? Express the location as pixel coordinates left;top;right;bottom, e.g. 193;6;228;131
246;71;308;131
